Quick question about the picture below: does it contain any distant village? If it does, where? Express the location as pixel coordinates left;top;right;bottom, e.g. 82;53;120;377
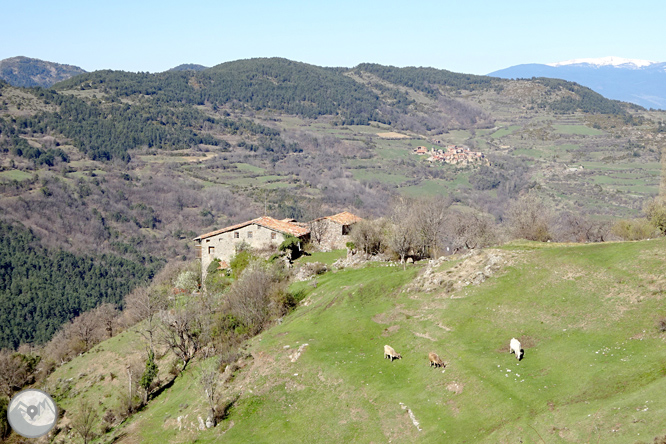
412;145;490;166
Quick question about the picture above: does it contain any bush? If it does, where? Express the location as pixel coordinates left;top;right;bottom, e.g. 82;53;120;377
279;235;302;260
0;397;9;440
505;192;553;242
229;250;255;278
226;261;284;335
174;270;199;292
207;258;222;275
350;219;385;255
611;218;659;241
644;196;666;235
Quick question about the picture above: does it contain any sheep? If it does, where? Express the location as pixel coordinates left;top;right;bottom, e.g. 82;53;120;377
428;352;445;368
384;345;402;361
509;338;523;360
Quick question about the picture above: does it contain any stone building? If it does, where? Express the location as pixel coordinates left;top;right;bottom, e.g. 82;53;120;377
309;211;363;251
194;216;310;279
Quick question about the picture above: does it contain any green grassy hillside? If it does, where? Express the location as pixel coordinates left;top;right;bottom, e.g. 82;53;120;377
47;238;666;443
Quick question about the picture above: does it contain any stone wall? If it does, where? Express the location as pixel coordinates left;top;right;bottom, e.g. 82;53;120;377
314;219;352;251
200;224;287;280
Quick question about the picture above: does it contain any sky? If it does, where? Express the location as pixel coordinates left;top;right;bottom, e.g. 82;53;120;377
2;0;665;75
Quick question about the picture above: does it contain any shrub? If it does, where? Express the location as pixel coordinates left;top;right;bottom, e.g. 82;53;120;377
279;235;302;260
350;219;385;255
505;192;553;242
207;258;222;275
174;270;199;292
230;250;255;278
611;218;659;241
644;196;666;235
226;261;283;335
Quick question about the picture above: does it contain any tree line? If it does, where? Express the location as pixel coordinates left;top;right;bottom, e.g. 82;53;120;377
0;221;163;348
349;193;666;264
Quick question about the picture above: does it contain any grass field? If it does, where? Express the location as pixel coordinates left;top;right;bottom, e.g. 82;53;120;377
491;125;521;139
47;238;666;443
552;124;605;136
0;170;33;181
352;170;411;185
400;174;471;197
298;249;347;266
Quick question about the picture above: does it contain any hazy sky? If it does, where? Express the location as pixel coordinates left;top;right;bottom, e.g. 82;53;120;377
3;0;664;74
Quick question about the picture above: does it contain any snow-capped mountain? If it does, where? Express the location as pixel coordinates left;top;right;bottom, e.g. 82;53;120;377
546;56;656;69
489;56;666;109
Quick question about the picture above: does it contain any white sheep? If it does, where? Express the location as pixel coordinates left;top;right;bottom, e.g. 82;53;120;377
509;338;523;360
384;345;402;361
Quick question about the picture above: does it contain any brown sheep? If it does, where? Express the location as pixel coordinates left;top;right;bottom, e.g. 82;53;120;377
428;352;445;368
384;345;402;361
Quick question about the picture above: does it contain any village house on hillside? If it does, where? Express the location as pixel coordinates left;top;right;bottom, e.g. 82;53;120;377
309;211;363;251
412;145;489;166
194;216;310;279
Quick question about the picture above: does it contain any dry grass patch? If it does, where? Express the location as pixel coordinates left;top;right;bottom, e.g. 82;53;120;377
376;131;410;139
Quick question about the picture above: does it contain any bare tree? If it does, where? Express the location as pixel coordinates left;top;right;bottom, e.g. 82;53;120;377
350;219;385;255
308;218;327;247
70;400;99;444
200;366;220;427
411;197;451;258
386;222;416;269
386;198;417;268
93;303;119;339
125;286;168;353
226;261;279;335
445;209;497;253
0;350;28;397
504;192;553;242
158;303;203;371
68;311;101;351
556;211;611;243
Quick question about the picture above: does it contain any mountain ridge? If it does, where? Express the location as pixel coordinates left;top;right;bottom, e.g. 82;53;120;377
0;56;86;88
489;57;666;109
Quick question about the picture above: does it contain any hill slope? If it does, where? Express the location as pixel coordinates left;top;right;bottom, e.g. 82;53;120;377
47;239;666;443
0;56;86;87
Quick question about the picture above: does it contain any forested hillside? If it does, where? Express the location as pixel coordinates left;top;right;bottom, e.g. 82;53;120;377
0;221;162;348
0;56;86;88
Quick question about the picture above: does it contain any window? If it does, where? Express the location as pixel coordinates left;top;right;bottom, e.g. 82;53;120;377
208;246;215;254
234;232;239;239
271;232;277;240
247;231;253;239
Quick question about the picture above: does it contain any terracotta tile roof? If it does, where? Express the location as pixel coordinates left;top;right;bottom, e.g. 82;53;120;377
325;211;363;225
194;216;310;240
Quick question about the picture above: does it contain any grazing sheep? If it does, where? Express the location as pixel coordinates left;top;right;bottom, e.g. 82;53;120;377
428;352;445;368
384;345;402;361
509;338;523;360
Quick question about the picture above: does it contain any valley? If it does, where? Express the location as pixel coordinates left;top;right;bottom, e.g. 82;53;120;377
0;57;665;443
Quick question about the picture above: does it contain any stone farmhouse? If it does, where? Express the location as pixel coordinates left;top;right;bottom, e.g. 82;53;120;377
194;216;310;279
309;211;363;251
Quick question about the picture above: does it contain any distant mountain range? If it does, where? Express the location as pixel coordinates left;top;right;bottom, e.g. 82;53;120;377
0;56;211;87
489;56;666;110
0;56;87;88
